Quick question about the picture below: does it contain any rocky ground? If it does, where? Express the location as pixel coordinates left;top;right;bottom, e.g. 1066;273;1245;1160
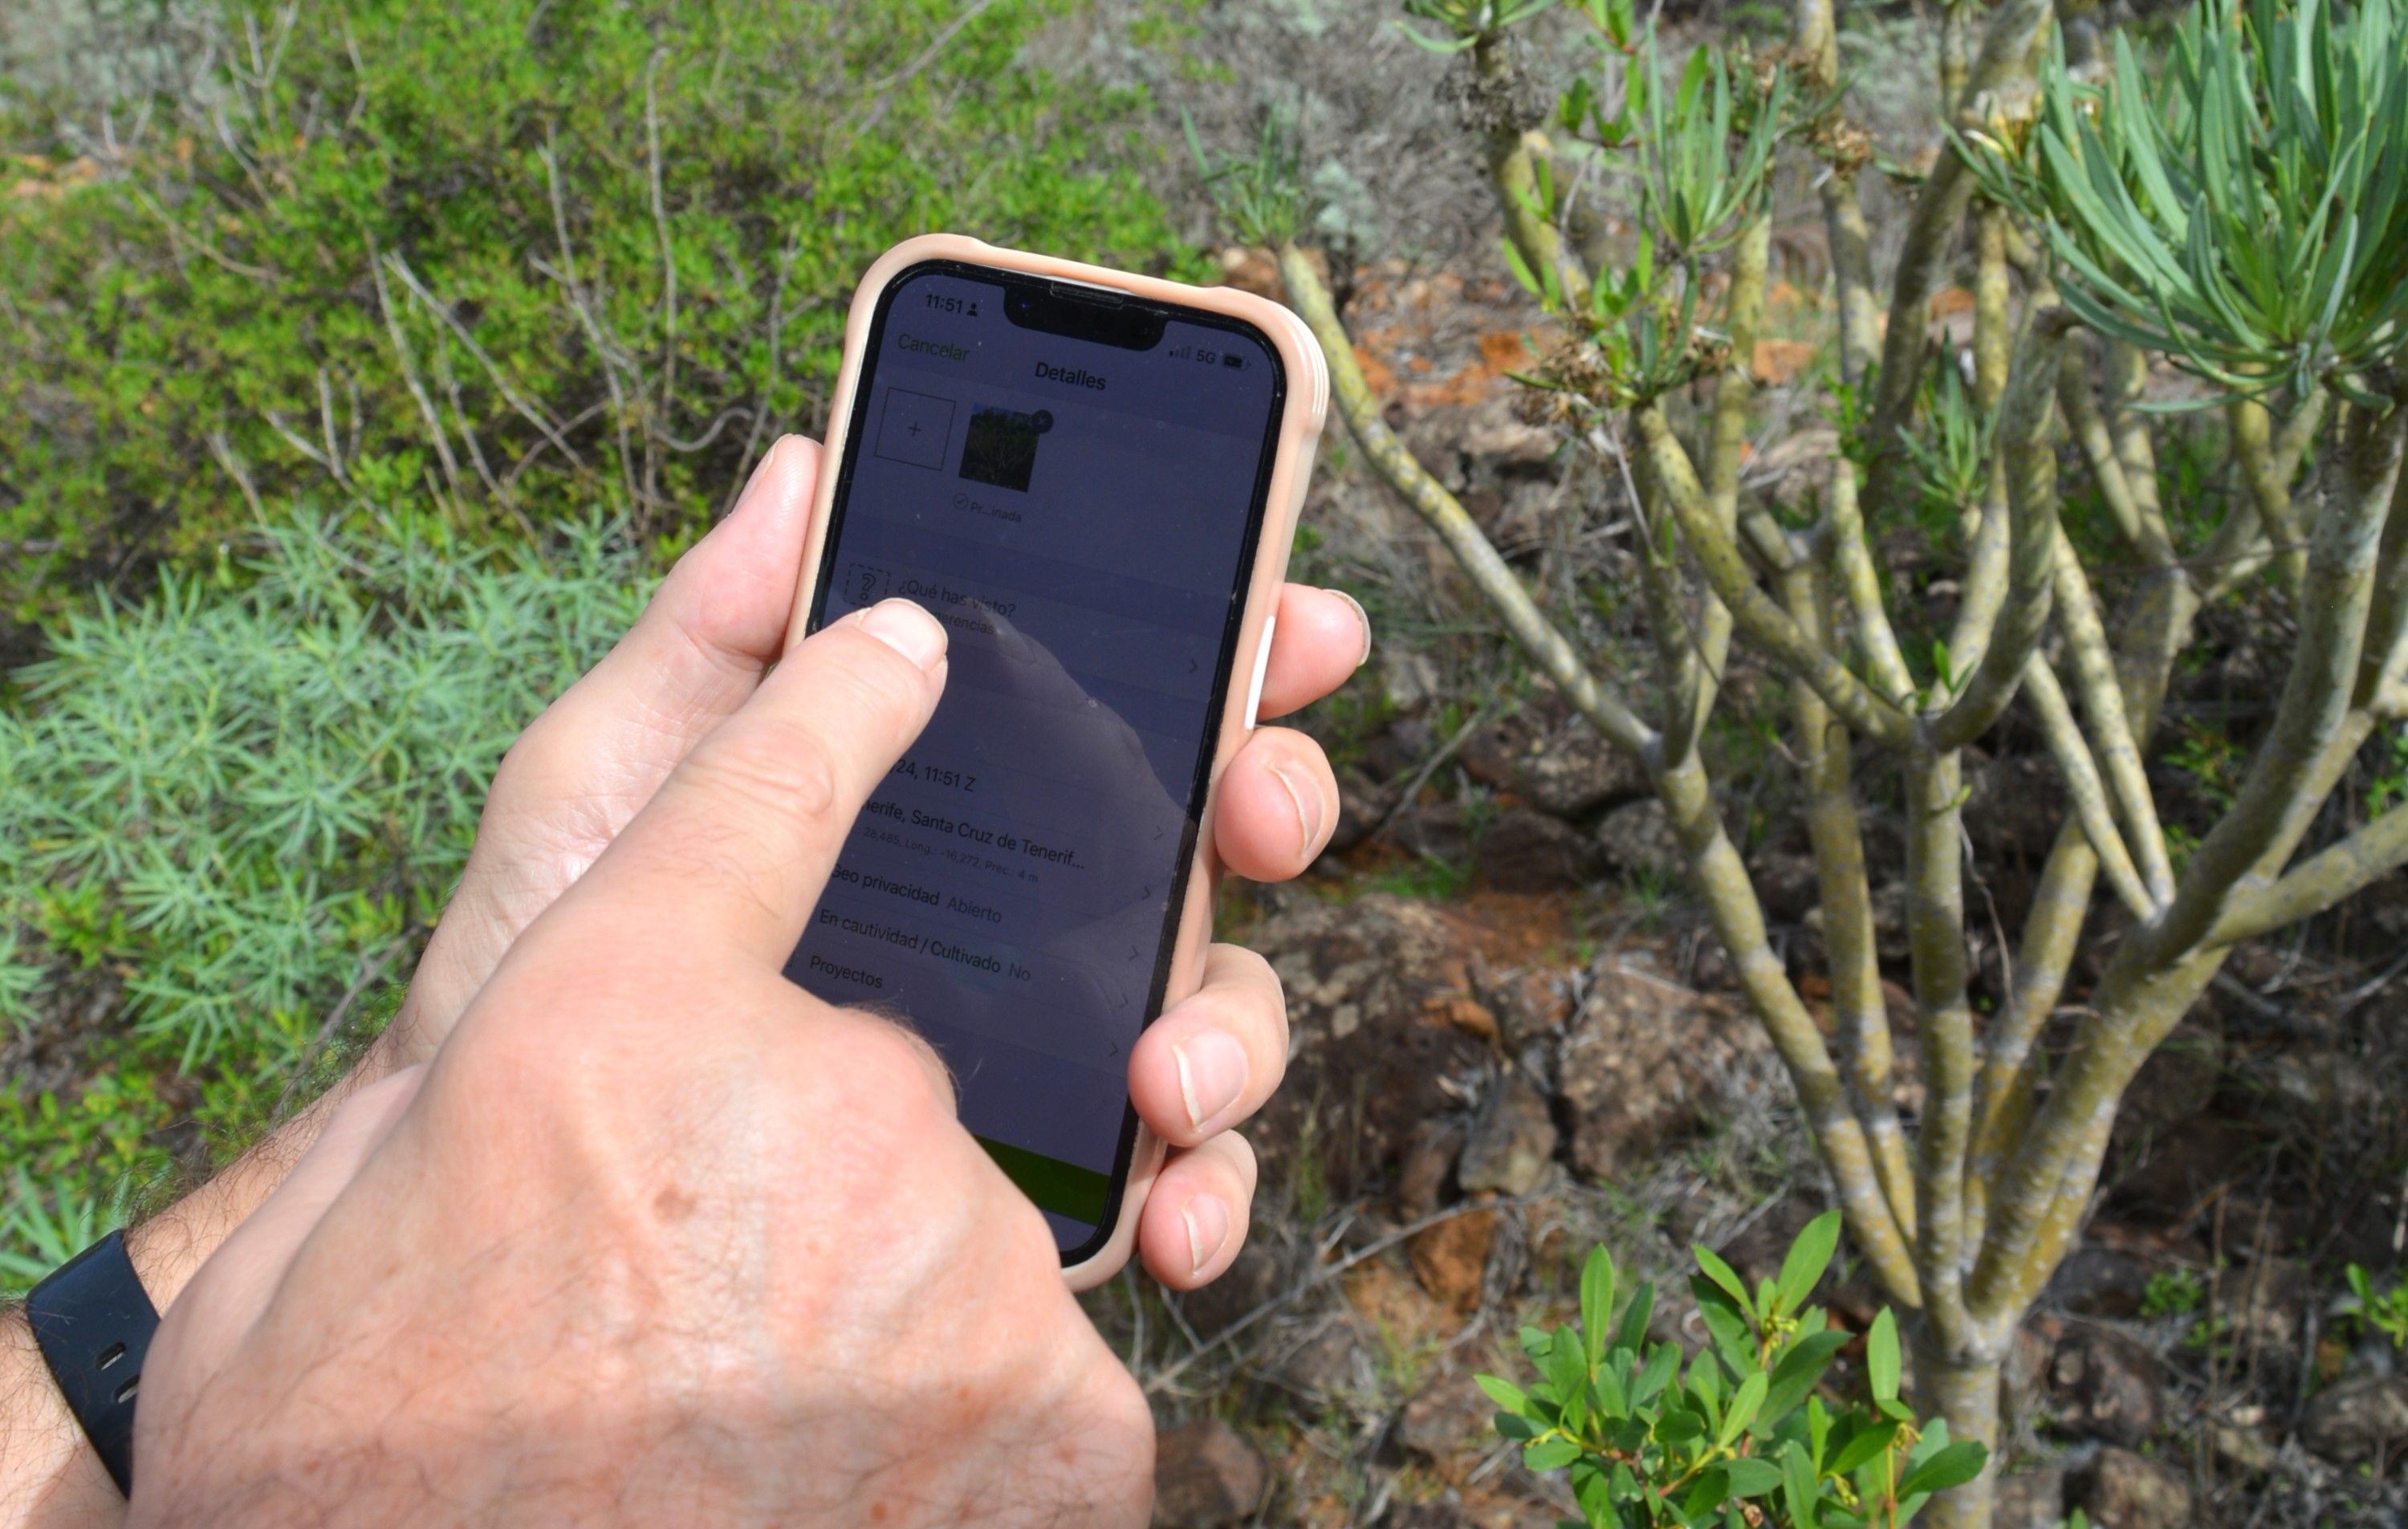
1092;256;2408;1529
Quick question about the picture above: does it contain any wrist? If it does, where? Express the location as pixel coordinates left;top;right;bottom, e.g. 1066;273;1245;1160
0;1306;124;1527
124;1028;400;1312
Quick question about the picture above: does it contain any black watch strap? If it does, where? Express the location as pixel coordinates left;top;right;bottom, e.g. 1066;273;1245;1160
26;1230;157;1494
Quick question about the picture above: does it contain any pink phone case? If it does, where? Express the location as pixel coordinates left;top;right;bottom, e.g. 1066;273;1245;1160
785;234;1328;1290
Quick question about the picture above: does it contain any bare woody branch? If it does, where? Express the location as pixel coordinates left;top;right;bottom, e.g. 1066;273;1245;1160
2020;655;2153;919
2211;806;2408;946
1275;246;1658;759
1927;317;2069;750
1637;405;1916;747
1782;557;1919;1242
1862;0;2054;518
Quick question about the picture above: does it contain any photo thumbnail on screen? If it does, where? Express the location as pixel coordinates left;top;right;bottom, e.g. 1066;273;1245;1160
958;404;1049;492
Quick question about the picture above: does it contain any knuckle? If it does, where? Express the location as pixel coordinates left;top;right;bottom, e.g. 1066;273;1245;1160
807;1016;957;1132
680;713;844;832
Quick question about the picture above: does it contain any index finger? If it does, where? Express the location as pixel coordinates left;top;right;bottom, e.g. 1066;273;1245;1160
548;599;951;966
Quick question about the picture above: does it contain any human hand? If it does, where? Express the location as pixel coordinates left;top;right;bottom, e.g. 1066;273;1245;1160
132;601;1153;1526
378;434;1366;1288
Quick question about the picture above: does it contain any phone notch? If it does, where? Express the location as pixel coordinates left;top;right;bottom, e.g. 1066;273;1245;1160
1003;281;1169;352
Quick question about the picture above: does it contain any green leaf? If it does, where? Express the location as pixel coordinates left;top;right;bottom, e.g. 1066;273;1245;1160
1679;1466;1729;1520
1898;1439;1990;1500
1499;237;1547;302
1596;1351;1632;1419
1726;1457;1784;1497
1781;1441;1821;1529
1656;1407;1706;1444
1826;1418;1901;1476
1632;1341;1680;1406
1692;1244;1753;1319
1582;1246;1617;1370
1866;1309;1901;1403
1718;1371;1769;1449
1571;1459;1617;1525
1774;1211;1843;1317
1478;1373;1534;1415
1392;20;1480;53
1760;1330;1852;1422
1618;1279;1655;1352
1525;1436;1585;1472
1699;1299;1753;1374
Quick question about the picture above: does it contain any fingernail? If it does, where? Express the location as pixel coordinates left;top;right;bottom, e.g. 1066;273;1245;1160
856;599;947;671
1171;1030;1250;1132
1324;587;1373;669
734;434;795;510
1268;758;1326;860
1182;1194;1231;1278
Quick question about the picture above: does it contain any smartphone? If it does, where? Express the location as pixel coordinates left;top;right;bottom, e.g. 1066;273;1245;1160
783;235;1328;1287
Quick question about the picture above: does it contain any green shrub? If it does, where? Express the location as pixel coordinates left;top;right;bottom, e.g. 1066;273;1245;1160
0;0;1198;626
1482;1213;1987;1527
0;512;650;1274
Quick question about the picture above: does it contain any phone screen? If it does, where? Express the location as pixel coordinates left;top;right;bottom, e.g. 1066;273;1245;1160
787;259;1287;1262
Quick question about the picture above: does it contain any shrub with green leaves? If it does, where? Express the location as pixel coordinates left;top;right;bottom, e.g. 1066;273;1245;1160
1966;0;2408;408
0;0;1194;626
2344;1262;2408;1350
0;513;651;1278
1480;1213;1987;1528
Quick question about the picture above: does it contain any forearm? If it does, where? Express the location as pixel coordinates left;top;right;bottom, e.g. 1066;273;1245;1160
2;1015;409;1526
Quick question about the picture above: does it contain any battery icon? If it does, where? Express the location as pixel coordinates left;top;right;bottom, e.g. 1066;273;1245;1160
1222;352;1245;369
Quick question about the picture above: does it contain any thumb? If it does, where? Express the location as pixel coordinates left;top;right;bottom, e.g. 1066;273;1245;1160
546;598;950;966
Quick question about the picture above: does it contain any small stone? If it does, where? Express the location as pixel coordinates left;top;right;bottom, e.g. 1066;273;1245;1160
1691;938;1737;990
1152;1418;1267;1529
2210;1418;2279;1474
1556;965;1767;1180
1511;722;1649;819
1329;772;1399;852
1456;1072;1557;1197
1458;710;1540;791
1397;1368;1495;1466
2065;1446;2192;1529
2045;1246;2148;1319
2303;1375;2408;1463
1181;1242;1279;1336
1389;799;1470;864
2106;1117;2260;1224
1869;881;1910;962
1381;648;1443;712
1747;850;1820;921
2109;1023;2224;1151
1990;1465;2065;1529
1396;1118;1466;1218
1213;245;1283;300
1409;1206;1498;1312
1593;798;1684;881
2047;1324;2165;1446
2003;1316;2059;1423
2212;1255;2308;1349
1243;894;1494;1204
1471;960;1572;1051
1477;807;1604;891
1275;1312;1377;1401
1423;992;1499;1043
1880;978;1917;1033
